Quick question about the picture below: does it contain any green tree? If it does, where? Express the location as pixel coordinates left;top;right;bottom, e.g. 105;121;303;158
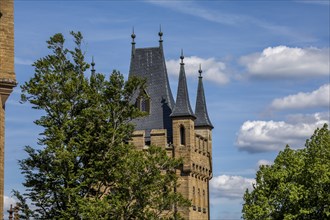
242;124;330;220
15;31;189;219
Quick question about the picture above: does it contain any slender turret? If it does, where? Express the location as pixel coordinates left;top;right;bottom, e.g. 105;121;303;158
170;50;195;119
194;65;213;129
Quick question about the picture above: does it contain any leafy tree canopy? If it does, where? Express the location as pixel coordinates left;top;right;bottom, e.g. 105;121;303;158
14;31;190;220
242;124;330;220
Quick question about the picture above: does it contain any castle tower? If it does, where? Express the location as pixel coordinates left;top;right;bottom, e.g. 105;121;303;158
170;51;196;219
129;30;213;219
0;0;17;217
194;65;213;219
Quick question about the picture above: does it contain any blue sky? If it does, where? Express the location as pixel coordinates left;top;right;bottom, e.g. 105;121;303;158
4;1;329;219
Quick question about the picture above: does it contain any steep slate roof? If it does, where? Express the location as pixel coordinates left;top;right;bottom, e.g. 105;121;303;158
129;32;175;140
170;53;195;119
194;67;213;129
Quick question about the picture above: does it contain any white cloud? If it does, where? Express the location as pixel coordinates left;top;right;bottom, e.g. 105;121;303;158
257;159;273;167
166;56;229;84
4;195;17;213
210;175;255;199
270;84;330;110
236;113;329;153
240;46;329;78
286;112;329;124
14;57;34;66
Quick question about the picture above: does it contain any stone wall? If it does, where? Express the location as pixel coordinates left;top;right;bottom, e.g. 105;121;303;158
0;0;16;217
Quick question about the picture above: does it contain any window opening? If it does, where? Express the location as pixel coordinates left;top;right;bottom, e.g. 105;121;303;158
135;89;150;113
180;125;185;145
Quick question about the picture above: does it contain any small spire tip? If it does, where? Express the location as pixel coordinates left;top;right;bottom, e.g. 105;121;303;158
180;49;184;63
198;64;202;76
131;26;136;40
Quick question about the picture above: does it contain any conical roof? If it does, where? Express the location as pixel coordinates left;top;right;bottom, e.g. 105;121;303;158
170;52;195;119
194;66;213;129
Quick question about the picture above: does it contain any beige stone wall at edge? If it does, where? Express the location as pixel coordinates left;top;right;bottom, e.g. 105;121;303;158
0;0;15;217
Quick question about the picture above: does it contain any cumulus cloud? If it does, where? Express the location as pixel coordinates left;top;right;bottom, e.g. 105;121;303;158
270;84;330;110
236;112;329;153
210;175;255;199
166;56;229;84
240;46;329;78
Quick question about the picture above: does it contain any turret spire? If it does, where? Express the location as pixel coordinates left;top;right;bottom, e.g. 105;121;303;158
171;51;195;119
194;65;213;128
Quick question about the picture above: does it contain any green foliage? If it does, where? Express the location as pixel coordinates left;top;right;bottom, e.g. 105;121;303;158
242;124;330;220
15;32;190;219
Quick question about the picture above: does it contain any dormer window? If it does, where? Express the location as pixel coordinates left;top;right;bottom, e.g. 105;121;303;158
135;89;150;113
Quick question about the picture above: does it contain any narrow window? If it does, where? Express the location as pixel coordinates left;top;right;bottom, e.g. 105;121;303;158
203;189;207;213
141;99;147;111
135;89;150;114
203;189;205;208
193;186;196;210
180;125;185;145
198;188;201;212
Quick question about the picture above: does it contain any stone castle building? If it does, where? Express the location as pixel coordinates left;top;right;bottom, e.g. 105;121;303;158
0;0;213;218
129;30;213;219
0;0;17;218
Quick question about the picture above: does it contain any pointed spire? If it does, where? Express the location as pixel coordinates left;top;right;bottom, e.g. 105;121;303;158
171;50;195;119
131;27;136;58
91;56;95;75
194;65;213;129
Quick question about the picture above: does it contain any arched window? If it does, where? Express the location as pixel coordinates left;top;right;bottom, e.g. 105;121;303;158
180;125;185;145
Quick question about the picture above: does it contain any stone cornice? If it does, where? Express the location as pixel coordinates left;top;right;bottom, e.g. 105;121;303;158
0;78;17;107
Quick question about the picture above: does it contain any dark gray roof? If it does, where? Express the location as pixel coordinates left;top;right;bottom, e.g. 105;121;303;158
129;45;175;140
194;73;213;129
170;60;195;119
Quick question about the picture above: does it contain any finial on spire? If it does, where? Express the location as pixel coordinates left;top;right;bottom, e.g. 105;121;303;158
91;56;95;74
131;27;136;43
180;49;184;64
158;24;163;42
198;64;202;77
131;27;136;57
